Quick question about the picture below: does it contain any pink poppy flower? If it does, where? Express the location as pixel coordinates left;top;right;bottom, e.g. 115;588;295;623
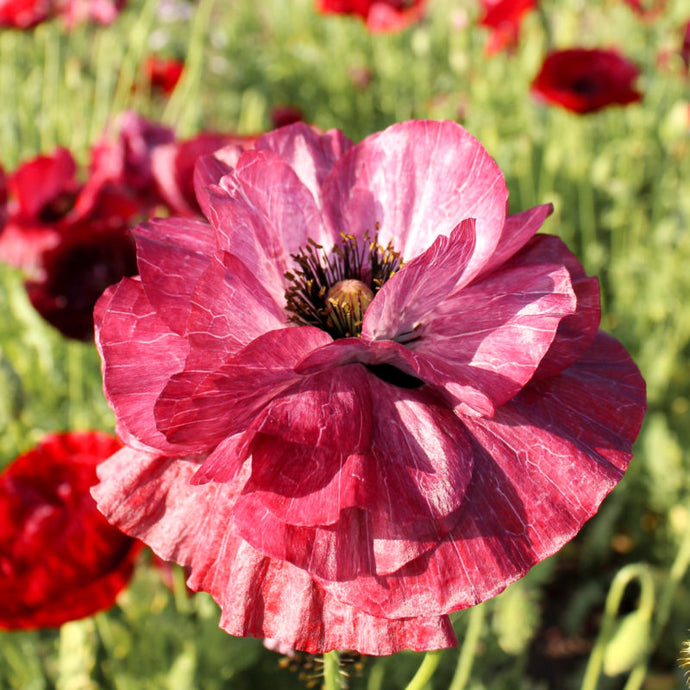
0;432;142;630
93;121;645;654
531;48;642;114
315;0;426;32
479;0;536;54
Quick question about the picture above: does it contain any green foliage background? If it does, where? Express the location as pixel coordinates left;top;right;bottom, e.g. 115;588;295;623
1;0;689;687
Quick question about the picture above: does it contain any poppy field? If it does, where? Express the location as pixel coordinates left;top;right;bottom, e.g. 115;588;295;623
0;0;689;688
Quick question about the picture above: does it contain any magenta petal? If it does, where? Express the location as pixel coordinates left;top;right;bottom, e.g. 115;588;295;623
321;121;507;278
362;219;476;341
193;145;246;216
255;123;353;207
408;253;576;413
183;252;286;371
216;148;335;266
319;332;645;619
94;279;191;454
133;217;216;335
478;203;554;277
93;451;452;654
155;326;332;452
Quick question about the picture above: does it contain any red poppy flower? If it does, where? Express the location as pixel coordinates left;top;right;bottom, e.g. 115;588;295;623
0;0;52;28
623;0;666;21
479;0;536;54
151;132;257;217
271;105;304;130
0;145;147;340
0;432;141;630
144;56;185;96
531;48;642;113
682;20;690;72
316;0;426;32
93;121;645;654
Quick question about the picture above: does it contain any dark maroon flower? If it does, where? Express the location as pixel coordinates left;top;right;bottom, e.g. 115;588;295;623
532;48;642;113
682;20;690;71
316;0;426;32
479;0;536;54
92;121;645;654
271;105;304;130
144;56;185;96
0;432;141;630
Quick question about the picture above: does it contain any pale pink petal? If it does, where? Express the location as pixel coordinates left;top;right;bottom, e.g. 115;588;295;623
319;332;646;618
92;450;455;654
154;326;332;452
321;120;507;280
133;217;216;335
255;123;353;207
362;218;476;341
94;279;190;455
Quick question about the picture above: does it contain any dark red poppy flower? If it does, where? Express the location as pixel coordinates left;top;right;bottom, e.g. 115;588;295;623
479;0;536;54
93;121;645;654
0;163;6;233
682;20;690;71
0;432;141;630
316;0;426;32
531;48;642;113
151;132;257;217
271;105;304;129
144;56;185;96
0;145;147;340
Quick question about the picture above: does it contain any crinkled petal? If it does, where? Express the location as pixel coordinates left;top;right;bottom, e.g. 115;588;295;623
404;241;577;414
362;218;476;341
133;217;216;335
321;120;507;280
255;123;353;208
155;326;332;452
214;148;336;275
319;331;646;618
92;450;455;654
183;252;286;371
94;278;190;455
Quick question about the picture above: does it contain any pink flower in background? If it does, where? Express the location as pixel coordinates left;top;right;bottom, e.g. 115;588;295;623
532;48;642;113
479;0;537;54
0;0;125;28
93;120;645;654
0;432;142;630
316;0;426;32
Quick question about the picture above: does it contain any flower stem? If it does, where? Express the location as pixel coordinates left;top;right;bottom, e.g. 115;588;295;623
322;650;342;690
403;650;443;690
449;603;486;690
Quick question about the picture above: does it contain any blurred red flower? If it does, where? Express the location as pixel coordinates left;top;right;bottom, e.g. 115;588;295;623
93;121;645;654
271;105;304;129
144;56;185;96
623;0;666;21
531;48;642;113
682;20;690;71
0;432;141;630
0;145;144;340
0;0;125;28
479;0;536;54
316;0;426;32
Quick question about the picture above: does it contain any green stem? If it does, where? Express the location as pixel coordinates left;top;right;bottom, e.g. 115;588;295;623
580;564;655;690
448;604;486;690
403;650;443;690
322;650;342;690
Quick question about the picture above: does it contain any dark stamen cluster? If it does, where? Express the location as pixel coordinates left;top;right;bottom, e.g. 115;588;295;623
284;229;402;339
